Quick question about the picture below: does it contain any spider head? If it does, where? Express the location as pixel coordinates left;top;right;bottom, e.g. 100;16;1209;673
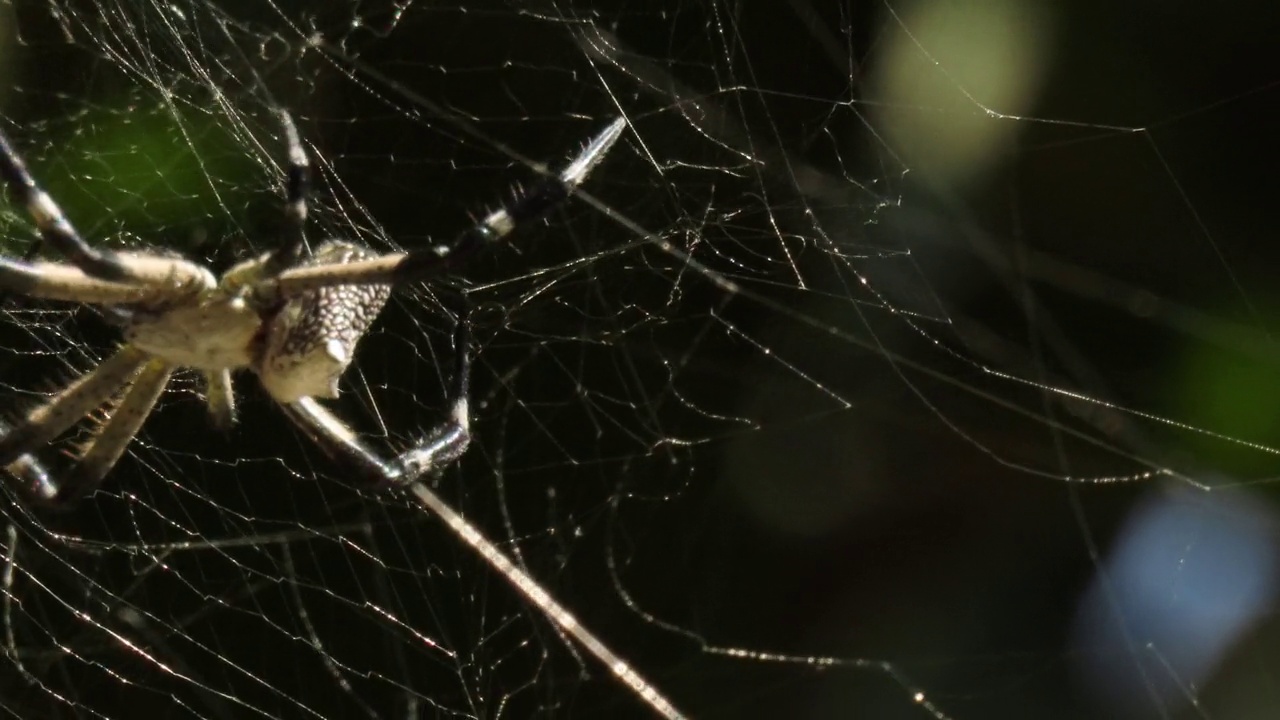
255;240;392;402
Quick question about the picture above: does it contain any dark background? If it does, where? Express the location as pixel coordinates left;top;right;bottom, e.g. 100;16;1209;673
1;1;1278;718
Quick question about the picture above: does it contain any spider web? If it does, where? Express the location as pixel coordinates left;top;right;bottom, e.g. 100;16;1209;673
0;1;1277;718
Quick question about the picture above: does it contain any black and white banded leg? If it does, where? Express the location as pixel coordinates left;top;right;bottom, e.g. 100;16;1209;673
0;126;137;282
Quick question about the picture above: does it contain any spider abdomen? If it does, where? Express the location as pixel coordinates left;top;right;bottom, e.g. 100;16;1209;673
255;240;392;402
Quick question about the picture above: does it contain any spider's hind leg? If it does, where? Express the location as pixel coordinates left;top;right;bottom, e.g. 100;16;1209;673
397;302;472;479
279;303;472;488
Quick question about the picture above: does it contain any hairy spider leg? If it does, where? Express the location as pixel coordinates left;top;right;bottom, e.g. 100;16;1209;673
264;117;628;297
0;258;156;303
58;358;175;504
0;346;152;504
204;368;237;431
280;304;471;487
279;297;688;720
0;346;150;465
0;125;138;282
0;420;59;504
262;109;310;277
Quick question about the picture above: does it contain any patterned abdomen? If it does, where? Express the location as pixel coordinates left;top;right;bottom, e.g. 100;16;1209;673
256;240;392;402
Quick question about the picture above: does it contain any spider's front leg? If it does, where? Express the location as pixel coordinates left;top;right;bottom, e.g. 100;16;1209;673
261;117;627;296
0;126;139;283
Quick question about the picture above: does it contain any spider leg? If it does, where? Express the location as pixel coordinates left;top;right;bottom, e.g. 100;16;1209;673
0;256;150;303
265;117;627;297
262;109;310;276
282;398;682;719
56;359;173;504
0;240;215;304
277;314;683;719
0;419;59;504
0;257;132;302
0;126;138;282
279;308;471;486
204;369;237;430
0;345;148;469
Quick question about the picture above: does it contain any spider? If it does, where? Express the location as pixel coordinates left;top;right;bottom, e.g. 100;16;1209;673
0;112;686;719
0;111;626;505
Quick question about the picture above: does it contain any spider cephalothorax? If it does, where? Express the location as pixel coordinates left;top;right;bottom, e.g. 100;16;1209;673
0;110;626;505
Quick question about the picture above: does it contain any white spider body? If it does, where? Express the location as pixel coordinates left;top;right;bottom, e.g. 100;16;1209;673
125;292;260;372
121;240;391;402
